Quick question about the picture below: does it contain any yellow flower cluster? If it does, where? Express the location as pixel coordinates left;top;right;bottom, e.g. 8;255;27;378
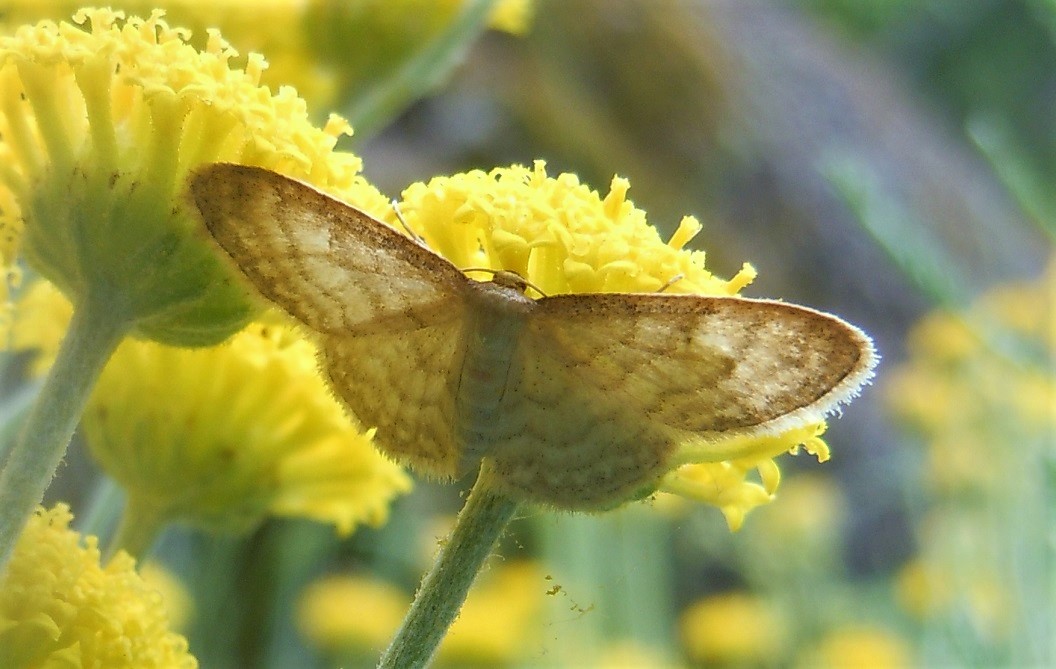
0;1;533;111
887;263;1055;494
400;160;756;296
794;625;912;669
0;7;388;344
661;422;829;530
0;505;197;669
11;280;411;542
87;319;412;538
886;261;1053;655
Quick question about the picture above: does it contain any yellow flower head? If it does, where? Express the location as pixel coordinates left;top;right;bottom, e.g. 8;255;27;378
795;625;913;669
297;574;408;656
84;316;413;538
0;8;388;345
0;1;532;111
10;280;411;541
0;504;197;669
895;549;1011;639
400;160;756;296
297;561;543;666
679;592;787;665
434;561;543;665
397;161;837;521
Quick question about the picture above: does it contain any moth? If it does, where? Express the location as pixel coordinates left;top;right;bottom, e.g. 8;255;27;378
190;164;877;509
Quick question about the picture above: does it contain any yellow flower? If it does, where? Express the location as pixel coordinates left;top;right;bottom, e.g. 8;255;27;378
297;561;543;666
3;276;72;375
400;161;756;296
435;561;543;665
0;504;197;669
0;1;533;111
84;317;413;540
659;458;776;532
485;0;534;34
752;472;846;546
12;279;411;543
679;592;787;665
397;161;836;521
795;625;913;669
297;575;408;655
139;562;193;632
0;8;388;345
659;423;830;531
895;513;1013;641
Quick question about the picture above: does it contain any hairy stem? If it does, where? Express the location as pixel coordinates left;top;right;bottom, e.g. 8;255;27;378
0;303;125;566
378;462;519;669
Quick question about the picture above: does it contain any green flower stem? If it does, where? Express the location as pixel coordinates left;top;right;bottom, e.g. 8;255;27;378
346;0;499;138
378;461;519;669
0;302;127;567
107;502;165;561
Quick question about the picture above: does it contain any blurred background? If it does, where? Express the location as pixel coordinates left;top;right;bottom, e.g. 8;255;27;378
9;0;1053;666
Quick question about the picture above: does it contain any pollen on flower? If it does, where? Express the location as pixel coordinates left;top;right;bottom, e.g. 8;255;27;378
0;504;198;668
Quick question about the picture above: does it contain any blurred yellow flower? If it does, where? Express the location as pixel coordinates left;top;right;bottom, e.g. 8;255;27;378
597;640;678;668
895;512;1012;641
886;262;1055;494
0;7;388;345
435;561;543;665
3;276;72;375
139;562;194;632
394;160;841;519
84;318;412;540
679;592;787;665
795;625;912;669
297;574;408;654
752;472;846;545
10;279;411;546
0;504;197;669
297;561;543;666
886;261;1053;662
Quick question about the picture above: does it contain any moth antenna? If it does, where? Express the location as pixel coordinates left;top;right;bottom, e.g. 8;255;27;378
391;199;427;246
463;267;549;298
657;274;685;293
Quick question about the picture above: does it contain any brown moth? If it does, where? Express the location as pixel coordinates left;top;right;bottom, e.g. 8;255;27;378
190;164;877;510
